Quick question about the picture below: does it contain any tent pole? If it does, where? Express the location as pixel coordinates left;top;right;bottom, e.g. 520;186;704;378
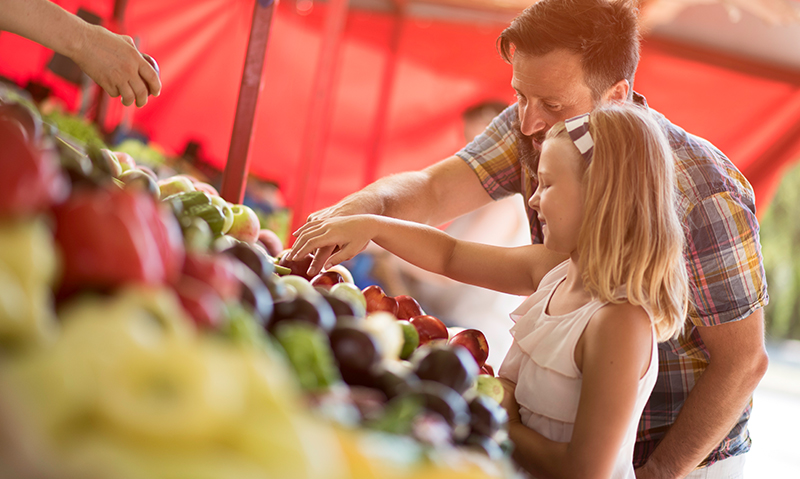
221;0;277;204
290;0;350;235
363;1;405;188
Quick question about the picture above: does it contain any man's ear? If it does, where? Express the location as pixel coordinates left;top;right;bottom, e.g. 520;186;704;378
603;79;630;105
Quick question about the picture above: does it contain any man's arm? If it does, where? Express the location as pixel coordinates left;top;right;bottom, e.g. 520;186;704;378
304;155;496;275
635;309;769;479
0;0;160;107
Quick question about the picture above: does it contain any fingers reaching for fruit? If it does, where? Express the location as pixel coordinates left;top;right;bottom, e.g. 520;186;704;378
306;244;336;278
290;216;376;275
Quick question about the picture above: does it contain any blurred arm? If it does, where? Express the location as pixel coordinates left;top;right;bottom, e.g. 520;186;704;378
0;0;161;107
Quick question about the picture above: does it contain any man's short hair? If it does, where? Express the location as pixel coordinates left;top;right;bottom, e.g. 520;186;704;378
497;0;640;101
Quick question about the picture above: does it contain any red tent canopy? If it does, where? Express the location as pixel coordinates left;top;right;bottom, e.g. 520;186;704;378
2;0;799;221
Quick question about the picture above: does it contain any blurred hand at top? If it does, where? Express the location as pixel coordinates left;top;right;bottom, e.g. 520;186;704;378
72;24;161;108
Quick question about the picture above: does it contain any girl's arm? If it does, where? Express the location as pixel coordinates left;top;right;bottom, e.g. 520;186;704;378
506;303;653;479
290;214;564;295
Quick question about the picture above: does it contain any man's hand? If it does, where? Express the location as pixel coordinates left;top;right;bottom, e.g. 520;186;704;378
71;24;161;108
301;192;383;275
306;192;382;224
634;310;768;479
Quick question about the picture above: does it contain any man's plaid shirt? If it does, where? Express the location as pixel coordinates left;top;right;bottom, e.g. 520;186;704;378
455;94;769;468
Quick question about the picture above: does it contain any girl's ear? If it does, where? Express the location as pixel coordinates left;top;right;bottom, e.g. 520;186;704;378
603;79;630;105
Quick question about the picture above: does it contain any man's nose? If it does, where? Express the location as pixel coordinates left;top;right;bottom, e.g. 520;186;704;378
520;104;547;137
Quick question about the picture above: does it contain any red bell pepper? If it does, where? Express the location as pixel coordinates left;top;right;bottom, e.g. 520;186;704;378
54;187;184;292
0;119;69;218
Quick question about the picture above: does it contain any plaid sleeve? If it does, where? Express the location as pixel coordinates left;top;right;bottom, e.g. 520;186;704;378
455;105;523;200
684;191;769;327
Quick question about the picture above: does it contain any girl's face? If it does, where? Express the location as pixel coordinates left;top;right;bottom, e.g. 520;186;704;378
528;136;585;255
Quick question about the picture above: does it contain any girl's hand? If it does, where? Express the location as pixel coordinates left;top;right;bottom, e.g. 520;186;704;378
497;377;521;424
289;215;378;273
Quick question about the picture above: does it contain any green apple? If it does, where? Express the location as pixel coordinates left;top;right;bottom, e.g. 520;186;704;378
210;195;234;234
329;282;366;313
278;275;318;299
227;204;260;244
397;320;419;360
157;176;195;198
118;169;160;199
362;312;403;361
475;375;505;404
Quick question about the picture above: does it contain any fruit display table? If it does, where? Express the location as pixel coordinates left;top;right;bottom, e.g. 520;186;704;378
0;91;520;479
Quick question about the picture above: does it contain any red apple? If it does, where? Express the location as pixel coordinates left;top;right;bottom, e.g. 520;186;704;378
181;252;241;301
194;181;219;197
113;151;136;172
310;270;345;289
175;276;226;329
395;294;423;320
257;228;284;257
409;315;448;346
137;165;158;182
226;204;260;244
449;328;489;368
362;285;398;316
480;364;495;377
158;176;195;198
98;149;122;177
278;252;315;280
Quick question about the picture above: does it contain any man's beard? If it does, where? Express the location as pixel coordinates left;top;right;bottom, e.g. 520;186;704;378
512;118;543;178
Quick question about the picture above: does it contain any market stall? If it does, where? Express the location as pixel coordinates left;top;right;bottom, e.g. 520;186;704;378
0;92;517;477
2;0;800;477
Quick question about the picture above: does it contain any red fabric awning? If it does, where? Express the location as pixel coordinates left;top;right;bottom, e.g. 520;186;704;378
2;0;798;219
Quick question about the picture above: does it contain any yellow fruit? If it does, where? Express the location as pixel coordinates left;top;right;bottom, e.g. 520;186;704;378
363;312;404;361
0;218;59;288
96;339;247;443
231;407;349;479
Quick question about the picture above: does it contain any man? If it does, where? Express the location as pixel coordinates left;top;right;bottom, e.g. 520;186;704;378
306;1;769;477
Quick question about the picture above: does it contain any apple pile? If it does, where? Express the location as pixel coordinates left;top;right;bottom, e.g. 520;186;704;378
273;255;508;457
0;94;518;479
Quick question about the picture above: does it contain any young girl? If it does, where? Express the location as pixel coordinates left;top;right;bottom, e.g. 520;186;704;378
288;105;688;479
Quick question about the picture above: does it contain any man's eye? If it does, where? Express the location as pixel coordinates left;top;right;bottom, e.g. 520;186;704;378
544;103;560;111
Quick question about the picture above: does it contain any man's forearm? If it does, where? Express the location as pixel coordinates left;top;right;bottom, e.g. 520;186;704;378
361;171;440;224
311;156;495;227
638;352;768;478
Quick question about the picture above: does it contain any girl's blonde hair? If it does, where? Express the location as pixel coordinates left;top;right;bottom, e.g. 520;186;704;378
546;105;688;341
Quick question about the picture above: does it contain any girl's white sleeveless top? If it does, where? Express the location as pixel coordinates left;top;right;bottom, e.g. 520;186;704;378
498;260;658;479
